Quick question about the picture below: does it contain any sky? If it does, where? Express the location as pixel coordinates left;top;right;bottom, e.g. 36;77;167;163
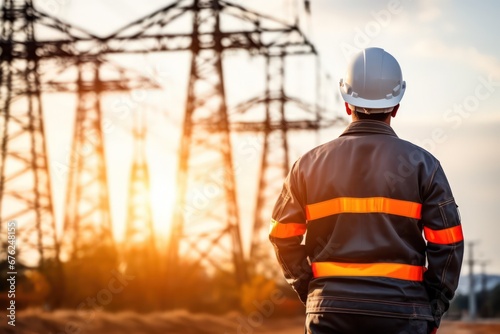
10;0;500;275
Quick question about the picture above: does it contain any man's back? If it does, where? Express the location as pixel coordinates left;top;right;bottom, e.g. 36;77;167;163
300;120;441;319
269;48;464;334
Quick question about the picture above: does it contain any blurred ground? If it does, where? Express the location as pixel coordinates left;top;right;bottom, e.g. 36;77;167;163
286;321;500;334
276;321;500;334
3;309;500;334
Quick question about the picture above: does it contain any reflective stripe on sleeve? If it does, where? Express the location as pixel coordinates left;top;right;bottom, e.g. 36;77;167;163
306;197;422;220
312;262;424;281
269;219;306;238
424;225;463;245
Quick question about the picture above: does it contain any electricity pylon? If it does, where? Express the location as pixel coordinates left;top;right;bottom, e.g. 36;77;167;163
59;58;160;260
0;0;92;267
232;53;343;276
2;0;338;298
93;0;319;288
62;59;115;259
124;109;156;253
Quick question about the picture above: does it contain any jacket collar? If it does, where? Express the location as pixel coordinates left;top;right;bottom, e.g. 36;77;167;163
340;120;398;138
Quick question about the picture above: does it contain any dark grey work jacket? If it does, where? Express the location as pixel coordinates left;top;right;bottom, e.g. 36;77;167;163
269;120;464;327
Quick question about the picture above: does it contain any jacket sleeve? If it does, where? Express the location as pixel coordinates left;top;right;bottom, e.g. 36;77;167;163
421;163;464;328
269;161;312;305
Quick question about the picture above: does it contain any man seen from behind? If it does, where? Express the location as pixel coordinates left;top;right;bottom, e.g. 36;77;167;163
269;47;464;334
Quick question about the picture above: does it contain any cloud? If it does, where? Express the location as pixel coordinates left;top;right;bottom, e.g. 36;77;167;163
417;0;443;22
410;39;500;78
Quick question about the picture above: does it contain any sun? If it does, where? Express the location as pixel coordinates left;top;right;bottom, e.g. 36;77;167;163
150;174;178;239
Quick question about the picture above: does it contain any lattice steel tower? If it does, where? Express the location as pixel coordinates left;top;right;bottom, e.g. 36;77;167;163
59;58;160;259
124;110;156;253
96;0;326;287
0;0;58;266
166;0;247;285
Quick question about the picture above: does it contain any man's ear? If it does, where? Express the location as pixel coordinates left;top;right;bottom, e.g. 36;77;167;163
345;102;352;116
391;104;400;118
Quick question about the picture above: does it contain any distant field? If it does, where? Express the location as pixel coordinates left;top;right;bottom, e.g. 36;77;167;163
2;309;500;334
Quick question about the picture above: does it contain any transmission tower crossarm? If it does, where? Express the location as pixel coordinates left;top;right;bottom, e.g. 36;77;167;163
41;29;313;57
60;0;317;57
34;8;100;40
103;1;192;41
15;0;317;60
0;4;99;62
42;58;161;93
231;120;321;132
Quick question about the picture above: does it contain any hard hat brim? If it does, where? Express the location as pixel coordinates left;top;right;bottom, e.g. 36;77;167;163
340;85;405;111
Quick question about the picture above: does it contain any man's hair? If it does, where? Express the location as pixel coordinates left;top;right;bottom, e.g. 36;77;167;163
353;110;391;121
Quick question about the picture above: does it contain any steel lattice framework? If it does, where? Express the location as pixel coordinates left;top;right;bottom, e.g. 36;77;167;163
233;53;344;275
0;0;160;265
124;110;156;253
1;0;343;296
0;0;92;266
93;0;329;286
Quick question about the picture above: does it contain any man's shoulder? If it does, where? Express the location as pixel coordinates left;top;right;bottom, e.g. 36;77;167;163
297;135;440;166
300;138;339;160
396;137;440;161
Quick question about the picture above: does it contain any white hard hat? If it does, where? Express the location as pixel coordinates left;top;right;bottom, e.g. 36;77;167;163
339;47;406;113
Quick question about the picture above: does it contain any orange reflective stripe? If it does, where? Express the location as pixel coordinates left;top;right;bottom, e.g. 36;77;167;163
306;197;422;220
269;219;306;238
312;262;424;281
424;225;463;245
